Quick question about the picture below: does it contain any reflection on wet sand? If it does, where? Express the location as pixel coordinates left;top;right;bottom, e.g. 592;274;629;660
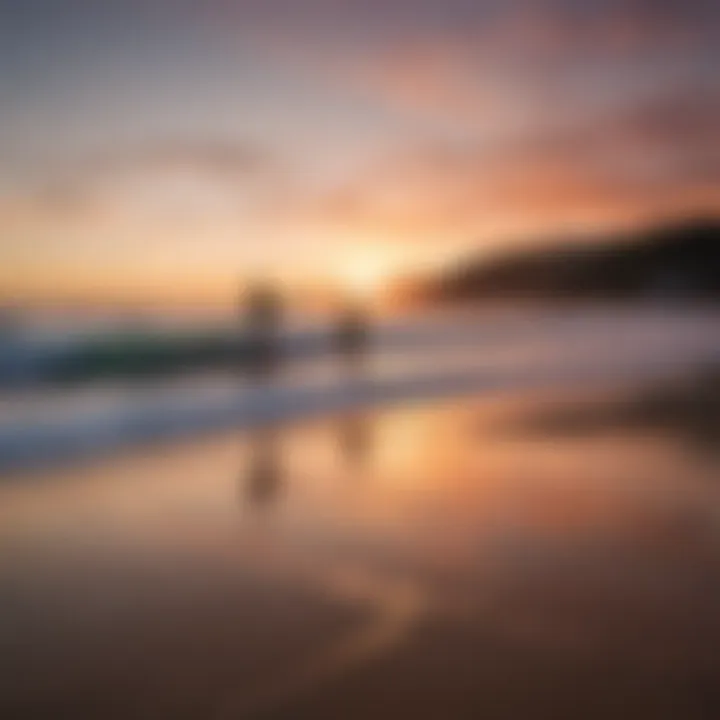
214;569;425;720
242;414;372;510
338;415;372;471
244;427;284;508
497;367;720;458
3;388;720;719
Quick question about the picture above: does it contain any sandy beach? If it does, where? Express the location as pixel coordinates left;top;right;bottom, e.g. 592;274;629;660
2;368;720;719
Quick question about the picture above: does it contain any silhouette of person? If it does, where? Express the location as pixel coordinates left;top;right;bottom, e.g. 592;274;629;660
244;428;283;508
335;301;370;371
241;281;283;379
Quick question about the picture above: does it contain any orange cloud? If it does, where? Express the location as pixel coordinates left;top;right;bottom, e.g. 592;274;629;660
301;82;720;250
312;0;718;136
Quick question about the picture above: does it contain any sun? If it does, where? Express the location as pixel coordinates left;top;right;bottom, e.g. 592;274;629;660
338;252;398;300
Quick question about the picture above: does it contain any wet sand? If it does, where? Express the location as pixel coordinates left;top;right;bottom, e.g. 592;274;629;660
1;387;720;719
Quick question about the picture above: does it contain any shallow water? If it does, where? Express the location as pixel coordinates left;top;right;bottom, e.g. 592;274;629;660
1;385;719;719
3;306;719;472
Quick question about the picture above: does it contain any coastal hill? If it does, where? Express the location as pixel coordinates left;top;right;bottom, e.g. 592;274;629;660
417;217;720;305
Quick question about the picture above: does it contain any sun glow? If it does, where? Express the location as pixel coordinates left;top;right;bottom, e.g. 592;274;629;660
337;251;400;300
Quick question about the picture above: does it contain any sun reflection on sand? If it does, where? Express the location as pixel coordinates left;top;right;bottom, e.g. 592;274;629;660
1;387;720;718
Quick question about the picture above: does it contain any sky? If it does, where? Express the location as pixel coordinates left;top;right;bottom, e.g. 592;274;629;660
1;0;718;306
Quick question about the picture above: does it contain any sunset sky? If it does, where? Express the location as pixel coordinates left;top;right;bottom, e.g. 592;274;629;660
1;0;718;306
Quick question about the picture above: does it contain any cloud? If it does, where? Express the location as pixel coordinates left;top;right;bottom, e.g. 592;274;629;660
87;139;273;178
317;0;719;134
2;137;280;222
0;136;291;280
302;84;720;246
